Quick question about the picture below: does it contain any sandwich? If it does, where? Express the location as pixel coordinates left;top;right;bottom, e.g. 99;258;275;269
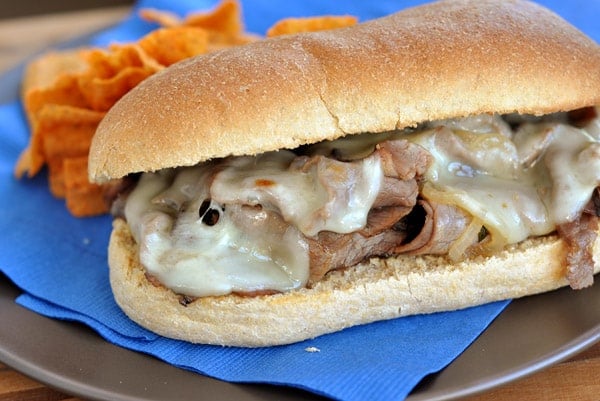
88;0;600;347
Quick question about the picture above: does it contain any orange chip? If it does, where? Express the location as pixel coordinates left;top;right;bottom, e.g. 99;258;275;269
79;66;155;112
183;0;244;37
64;156;109;217
17;1;323;218
81;45;162;79
47;157;66;198
36;105;104;161
78;49;117;79
35;103;105;127
140;0;258;52
139;26;210;66
21;50;88;99
42;105;103;198
139;8;182;27
23;74;88;124
18;64;88;178
109;43;164;71
17;88;94;178
266;15;358;37
78;45;163;111
15;126;45;178
14;148;33;179
141;0;246;40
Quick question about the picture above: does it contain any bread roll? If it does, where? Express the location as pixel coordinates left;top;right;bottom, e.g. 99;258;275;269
89;0;600;182
109;219;600;347
89;0;600;347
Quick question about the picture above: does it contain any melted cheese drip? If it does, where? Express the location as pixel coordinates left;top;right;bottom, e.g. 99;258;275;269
125;151;382;297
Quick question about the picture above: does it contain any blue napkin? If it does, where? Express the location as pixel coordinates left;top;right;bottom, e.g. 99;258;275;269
1;1;597;400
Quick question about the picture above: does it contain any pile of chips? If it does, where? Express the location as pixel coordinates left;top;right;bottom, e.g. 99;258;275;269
14;0;357;217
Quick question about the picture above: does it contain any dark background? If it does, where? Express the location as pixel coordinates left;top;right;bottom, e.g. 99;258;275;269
0;0;134;20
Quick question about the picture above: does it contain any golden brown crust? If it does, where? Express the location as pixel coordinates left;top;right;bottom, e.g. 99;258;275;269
108;218;600;347
89;0;600;182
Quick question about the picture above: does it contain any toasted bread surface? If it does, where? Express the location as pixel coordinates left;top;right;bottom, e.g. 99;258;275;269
108;218;599;347
89;0;600;182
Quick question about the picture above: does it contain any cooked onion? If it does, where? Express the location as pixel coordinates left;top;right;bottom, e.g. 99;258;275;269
422;183;510;257
447;217;484;262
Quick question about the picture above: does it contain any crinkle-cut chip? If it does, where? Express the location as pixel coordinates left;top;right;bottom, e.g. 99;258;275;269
47;158;66;198
16;95;96;178
14;148;33;179
14;0;284;217
40;104;104;199
266;15;358;37
81;45;162;80
139;27;210;66
23;74;88;123
79;66;156;112
15;128;45;178
110;44;164;71
21;50;88;99
35;103;105;129
64;156;110;217
78;49;117;79
140;0;246;39
139;0;259;52
78;45;163;111
17;50;93;178
37;104;104;160
139;8;182;27
183;0;244;37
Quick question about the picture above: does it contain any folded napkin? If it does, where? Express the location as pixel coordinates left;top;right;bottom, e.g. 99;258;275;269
1;1;597;400
0;106;507;401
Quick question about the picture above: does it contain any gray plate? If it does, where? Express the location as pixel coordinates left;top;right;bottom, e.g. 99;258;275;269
1;273;599;401
0;29;599;401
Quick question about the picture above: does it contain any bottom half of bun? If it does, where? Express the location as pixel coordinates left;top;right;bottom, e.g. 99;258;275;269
108;218;600;347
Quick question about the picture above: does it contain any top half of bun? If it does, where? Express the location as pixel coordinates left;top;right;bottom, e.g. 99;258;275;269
88;0;600;183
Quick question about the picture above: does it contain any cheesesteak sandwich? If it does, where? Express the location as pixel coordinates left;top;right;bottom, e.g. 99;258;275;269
88;0;600;347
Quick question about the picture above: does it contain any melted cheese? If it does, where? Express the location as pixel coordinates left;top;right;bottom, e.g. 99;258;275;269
543;124;600;223
124;114;600;297
408;122;600;251
125;150;382;297
210;151;382;236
